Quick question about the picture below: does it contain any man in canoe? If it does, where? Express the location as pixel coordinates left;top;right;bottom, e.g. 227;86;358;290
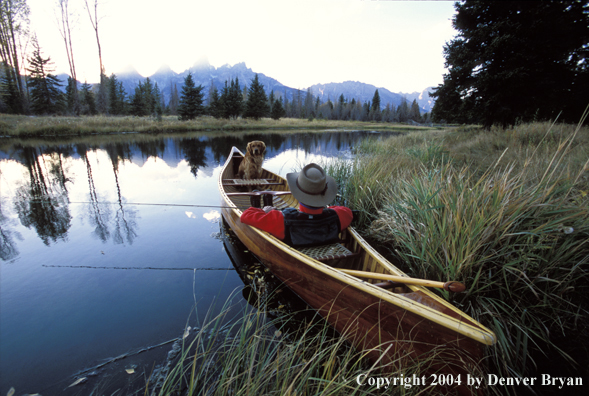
240;163;353;246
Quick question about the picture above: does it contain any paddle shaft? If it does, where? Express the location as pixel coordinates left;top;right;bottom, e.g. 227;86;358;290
338;269;466;292
226;191;292;197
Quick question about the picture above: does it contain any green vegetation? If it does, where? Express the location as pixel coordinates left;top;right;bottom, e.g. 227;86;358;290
144;292;442;396
26;37;64;114
0;114;437;137
138;118;587;396
243;74;269;120
432;1;589;126
177;73;204;121
326;118;589;391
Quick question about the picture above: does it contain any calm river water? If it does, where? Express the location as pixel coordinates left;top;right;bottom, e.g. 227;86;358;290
0;130;394;395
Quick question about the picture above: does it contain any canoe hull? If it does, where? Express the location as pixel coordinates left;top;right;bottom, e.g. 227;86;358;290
223;202;483;363
219;146;493;393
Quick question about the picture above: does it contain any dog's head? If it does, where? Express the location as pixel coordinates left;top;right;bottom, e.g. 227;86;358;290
246;141;266;156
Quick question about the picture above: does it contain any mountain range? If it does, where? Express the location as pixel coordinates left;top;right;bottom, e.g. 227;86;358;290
62;60;436;113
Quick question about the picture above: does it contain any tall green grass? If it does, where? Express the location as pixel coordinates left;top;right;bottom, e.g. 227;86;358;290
146;292;445;396
329;118;589;391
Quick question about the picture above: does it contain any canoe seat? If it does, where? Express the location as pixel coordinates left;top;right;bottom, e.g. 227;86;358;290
223;178;283;186
297;243;359;262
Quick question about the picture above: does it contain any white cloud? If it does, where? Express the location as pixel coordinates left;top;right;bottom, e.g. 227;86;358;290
203;211;220;222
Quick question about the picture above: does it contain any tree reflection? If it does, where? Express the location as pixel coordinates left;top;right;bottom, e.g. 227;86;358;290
136;139;166;161
77;144;111;242
76;143;138;245
0;198;22;261
13;147;72;245
178;138;208;177
108;145;137;245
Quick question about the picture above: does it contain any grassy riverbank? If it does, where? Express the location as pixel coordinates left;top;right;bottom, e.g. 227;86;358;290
132;119;588;396
327;118;589;390
0;114;437;137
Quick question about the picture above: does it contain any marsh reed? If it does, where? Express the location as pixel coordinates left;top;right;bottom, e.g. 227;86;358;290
146;293;444;396
326;117;589;389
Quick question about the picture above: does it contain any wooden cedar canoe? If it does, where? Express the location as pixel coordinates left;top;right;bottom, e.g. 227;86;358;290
219;146;496;389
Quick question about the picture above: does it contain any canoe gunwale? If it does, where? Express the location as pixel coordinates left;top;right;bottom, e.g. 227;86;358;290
219;146;496;347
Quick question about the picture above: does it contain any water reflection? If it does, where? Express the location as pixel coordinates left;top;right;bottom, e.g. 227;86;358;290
13;147;72;246
1;130;395;254
0;129;398;395
220;219;342;347
0;199;22;261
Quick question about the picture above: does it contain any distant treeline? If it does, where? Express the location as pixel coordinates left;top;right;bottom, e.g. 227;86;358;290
2;0;430;124
1;59;429;124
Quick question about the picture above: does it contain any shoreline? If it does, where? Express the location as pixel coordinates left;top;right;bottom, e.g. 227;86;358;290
0;114;443;138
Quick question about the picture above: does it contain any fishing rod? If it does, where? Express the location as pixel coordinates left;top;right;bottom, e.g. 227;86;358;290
43;264;236;271
29;199;252;210
29;191;294;210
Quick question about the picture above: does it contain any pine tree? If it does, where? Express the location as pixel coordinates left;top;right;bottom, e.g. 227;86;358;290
0;63;22;113
396;100;409;122
96;72;109;114
169;83;179;115
153;82;163;119
130;82;145;116
432;1;589;126
208;83;221;118
409;99;421;122
116;81;127;115
221;78;243;119
143;77;155;115
26;40;64;114
271;97;286;120
243;74;269;120
1;0;30;113
65;77;78;114
302;88;314;119
109;74;120;115
268;90;275;115
362;102;370;121
371;90;380;112
80;81;96;115
177;72;204;120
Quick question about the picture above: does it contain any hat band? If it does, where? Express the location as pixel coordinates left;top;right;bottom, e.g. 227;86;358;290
296;179;328;196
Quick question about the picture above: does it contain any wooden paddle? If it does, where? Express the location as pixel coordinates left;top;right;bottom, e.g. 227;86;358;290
338;268;466;292
226;191;292;196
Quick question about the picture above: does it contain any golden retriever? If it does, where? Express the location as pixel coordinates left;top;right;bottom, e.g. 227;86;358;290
238;140;266;180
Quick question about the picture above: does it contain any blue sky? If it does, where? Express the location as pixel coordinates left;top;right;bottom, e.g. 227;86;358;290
28;0;457;93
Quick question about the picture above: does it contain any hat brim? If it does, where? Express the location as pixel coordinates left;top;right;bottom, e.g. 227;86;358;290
286;172;338;207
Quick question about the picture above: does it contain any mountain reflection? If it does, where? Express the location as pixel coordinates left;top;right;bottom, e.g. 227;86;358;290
1;130;399;252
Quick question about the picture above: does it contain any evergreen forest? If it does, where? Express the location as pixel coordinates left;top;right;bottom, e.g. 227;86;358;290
1;0;588;126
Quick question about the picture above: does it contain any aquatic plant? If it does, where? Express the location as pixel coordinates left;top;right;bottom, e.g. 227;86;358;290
336;117;589;393
145;291;450;396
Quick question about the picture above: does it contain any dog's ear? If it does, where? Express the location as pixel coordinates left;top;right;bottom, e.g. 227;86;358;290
246;142;253;154
260;142;266;153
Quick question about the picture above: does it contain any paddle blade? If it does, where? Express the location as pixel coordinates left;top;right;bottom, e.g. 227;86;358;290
444;281;466;293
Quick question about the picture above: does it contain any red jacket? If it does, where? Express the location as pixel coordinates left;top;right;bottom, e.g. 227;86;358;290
240;205;353;240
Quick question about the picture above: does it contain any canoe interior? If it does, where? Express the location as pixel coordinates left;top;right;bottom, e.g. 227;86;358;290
222;149;483;321
220;147;497;394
